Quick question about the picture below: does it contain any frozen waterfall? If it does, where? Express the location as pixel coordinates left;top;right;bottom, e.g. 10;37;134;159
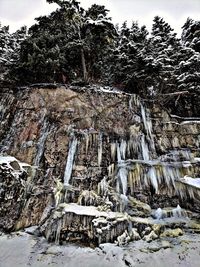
98;133;103;167
141;134;149;161
64;137;78;185
34;119;50;166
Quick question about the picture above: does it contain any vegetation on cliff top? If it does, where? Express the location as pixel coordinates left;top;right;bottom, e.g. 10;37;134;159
0;0;200;115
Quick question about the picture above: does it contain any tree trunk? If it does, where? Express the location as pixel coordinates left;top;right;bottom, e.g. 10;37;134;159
77;24;88;82
81;48;87;81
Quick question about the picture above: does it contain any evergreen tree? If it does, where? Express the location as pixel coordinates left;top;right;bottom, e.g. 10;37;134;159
46;0;115;82
0;23;27;85
182;18;200;53
147;16;180;95
12;0;115;84
0;24;10;83
174;44;200;115
2;2;199;117
110;21;149;94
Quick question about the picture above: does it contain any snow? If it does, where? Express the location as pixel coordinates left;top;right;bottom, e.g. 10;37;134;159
69;84;126;95
171;114;200;121
181;121;200;125
0;155;30;176
180;176;200;189
182;161;192;168
63;203;125;220
194;158;200;162
0;156;18;165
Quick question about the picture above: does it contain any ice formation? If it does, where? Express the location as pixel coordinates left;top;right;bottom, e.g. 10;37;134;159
34;119;50;166
64;137;78;185
2;88;200;246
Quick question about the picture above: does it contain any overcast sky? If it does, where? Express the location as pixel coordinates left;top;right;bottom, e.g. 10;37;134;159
0;0;199;35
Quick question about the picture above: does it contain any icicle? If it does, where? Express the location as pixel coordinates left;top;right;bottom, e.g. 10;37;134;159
54;179;64;206
116;179;120;193
130;163;142;187
172;204;186;218
93;133;98;145
127;140;131;158
108;163;115;177
141;103;152;138
120;194;128;212
98;177;108;196
108;164;112;177
129;95;134;112
111;142;117;162
34;118;50;166
118;167;128;195
148;167;158;193
130;94;140;108
154;208;163;220
98;132;103;167
85;133;89;154
55;219;62;245
117;143;122;163
89;133;93;148
141;103;155;152
141;135;149;161
155;166;162;185
128;171;134;194
64;137;78;185
141;104;149;133
120;139;127;160
162;165;177;189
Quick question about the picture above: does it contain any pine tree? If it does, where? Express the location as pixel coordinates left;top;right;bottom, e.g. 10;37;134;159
0;23;27;85
46;0;115;82
12;0;115;84
0;24;11;83
110;21;149;94
147;16;180;95
174;25;200;115
182;18;200;53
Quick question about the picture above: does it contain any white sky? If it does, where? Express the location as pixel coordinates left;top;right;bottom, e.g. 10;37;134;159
0;0;199;35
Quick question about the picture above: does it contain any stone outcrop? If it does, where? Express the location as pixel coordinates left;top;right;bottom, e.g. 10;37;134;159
0;156;27;230
0;85;200;245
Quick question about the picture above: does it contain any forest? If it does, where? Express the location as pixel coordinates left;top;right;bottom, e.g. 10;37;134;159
0;0;200;115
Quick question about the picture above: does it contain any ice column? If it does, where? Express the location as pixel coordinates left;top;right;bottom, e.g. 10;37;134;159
119;168;128;195
34;119;50;166
98;132;103;167
64;137;78;185
141;134;149;161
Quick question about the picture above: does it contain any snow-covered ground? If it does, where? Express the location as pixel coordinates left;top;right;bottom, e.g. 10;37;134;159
1;232;200;267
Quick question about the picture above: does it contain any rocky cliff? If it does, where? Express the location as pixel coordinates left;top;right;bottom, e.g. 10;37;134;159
0;85;200;245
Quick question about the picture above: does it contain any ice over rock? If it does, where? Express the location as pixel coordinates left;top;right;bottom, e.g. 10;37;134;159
0;85;200;245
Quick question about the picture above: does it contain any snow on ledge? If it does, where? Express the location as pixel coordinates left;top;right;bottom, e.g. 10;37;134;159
180;121;200;125
61;203;126;219
0;156;18;164
0;155;30;173
180;176;200;189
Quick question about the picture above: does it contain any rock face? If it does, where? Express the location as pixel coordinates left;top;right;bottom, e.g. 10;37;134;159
0;156;27;231
0;85;200;245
